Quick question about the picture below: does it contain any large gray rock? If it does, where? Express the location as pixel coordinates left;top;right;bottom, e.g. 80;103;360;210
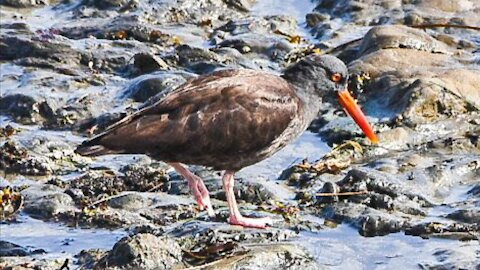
22;185;75;219
350;25;479;129
95;234;182;269
206;244;321;270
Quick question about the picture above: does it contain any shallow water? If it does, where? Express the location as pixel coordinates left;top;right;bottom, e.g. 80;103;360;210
299;224;479;269
0;214;125;258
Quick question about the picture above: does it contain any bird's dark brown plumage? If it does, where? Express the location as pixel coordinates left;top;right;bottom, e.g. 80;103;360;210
76;54;379;228
76;69;308;170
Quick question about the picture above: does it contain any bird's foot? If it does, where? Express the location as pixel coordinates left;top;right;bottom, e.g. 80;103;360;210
228;215;273;229
169;162;216;217
196;196;215;217
189;180;215;217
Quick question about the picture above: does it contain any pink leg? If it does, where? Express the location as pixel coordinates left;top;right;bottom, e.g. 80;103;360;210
222;170;272;228
169;163;215;217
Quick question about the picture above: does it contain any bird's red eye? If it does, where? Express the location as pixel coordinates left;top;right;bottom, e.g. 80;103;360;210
331;73;342;83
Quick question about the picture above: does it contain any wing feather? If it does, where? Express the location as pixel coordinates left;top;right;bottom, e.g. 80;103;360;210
76;69;303;169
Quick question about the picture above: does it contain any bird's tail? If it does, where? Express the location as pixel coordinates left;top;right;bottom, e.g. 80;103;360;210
74;135;120;156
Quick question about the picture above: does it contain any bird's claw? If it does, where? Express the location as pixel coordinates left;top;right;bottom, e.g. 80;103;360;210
228;215;273;229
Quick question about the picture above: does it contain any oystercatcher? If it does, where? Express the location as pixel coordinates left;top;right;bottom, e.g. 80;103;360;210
76;54;378;228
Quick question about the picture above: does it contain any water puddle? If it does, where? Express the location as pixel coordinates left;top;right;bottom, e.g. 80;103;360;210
0;214;124;258
299;225;480;269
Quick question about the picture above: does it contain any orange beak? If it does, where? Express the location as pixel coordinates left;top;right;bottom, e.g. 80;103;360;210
337;89;379;144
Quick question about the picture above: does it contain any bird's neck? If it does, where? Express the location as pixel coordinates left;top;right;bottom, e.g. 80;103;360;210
282;63;323;123
288;79;323;123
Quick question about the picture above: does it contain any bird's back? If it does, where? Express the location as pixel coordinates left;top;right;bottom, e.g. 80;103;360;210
76;69;307;170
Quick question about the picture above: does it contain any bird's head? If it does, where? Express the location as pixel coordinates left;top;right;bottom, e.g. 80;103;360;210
283;54;379;144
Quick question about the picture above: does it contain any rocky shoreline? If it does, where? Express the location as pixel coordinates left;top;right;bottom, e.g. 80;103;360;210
1;0;479;269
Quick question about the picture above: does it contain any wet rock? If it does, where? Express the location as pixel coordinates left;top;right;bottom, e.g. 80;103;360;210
76;249;108;269
215;16;298;38
0;34;82;66
358;25;451;55
84;0;134;10
95;233;182;269
22;184;75;219
0;141;53;176
75;112;127;135
132;53;169;75
0;94;56;124
0;94;37;120
322;202;407;237
0;241;45;257
173;45;225;73
347;25;479;132
0;0;49;8
446;209;480;224
306;12;329;27
467;184;480;196
421;248;480;270
213;179;274;204
405;222;479;241
63;164;169;202
315;182;341;203
107;192;154;211
138;203;198;226
0;257;68;270
212;244;321;270
218;33;293;57
357;212;405;237
122;71;193;103
223;0;255;12
172;222;297;246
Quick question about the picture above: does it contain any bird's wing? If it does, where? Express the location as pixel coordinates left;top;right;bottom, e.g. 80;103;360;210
76;69;303;163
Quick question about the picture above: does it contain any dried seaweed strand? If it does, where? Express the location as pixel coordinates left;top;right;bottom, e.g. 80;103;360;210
147;182;165;192
325;37;363;54
410;24;480;31
179;254;249;270
86;193;130;209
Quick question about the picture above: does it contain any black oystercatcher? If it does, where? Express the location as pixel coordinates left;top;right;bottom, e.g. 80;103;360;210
76;54;378;228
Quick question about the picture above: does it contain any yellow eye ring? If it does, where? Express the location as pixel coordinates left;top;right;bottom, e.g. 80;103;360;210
331;73;342;83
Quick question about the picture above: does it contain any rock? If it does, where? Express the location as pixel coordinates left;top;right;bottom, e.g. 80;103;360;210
95;234;182;269
358;25;451;55
406;222;479;241
0;34;82;65
306;12;329;27
358;212;405;237
446;209;480;224
0;241;45;257
84;0;133;9
0;141;53;176
22;184;75;219
132;53;169;75
76;249;108;269
378;127;410;145
0;93;57;125
223;0;255;12
213;179;274;204
210;244;321;270
75;112;127;135
0;94;38;120
122;71;193;103
0;0;48;8
218;33;293;56
107;192;154;211
349;25;479;129
174;45;225;73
